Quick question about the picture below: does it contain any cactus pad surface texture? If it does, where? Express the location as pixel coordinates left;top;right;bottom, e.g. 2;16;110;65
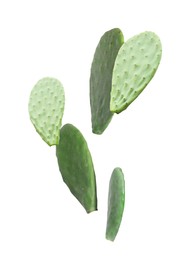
28;77;65;146
110;31;162;113
106;167;125;241
90;28;124;134
56;124;97;213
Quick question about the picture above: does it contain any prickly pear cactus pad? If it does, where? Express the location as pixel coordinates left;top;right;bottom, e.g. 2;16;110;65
90;28;124;134
56;124;97;213
28;77;65;146
106;167;125;241
110;31;162;113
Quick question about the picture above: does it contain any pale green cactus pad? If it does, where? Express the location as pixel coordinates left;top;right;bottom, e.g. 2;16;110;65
106;167;125;241
28;77;65;146
90;28;124;134
110;31;162;113
56;124;97;213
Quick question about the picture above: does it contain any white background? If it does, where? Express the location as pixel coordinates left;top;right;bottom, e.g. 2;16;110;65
0;0;185;259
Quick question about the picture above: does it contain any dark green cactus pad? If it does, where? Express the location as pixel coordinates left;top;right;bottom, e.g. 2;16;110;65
28;77;65;146
110;31;162;113
56;124;97;213
106;167;125;241
90;28;124;134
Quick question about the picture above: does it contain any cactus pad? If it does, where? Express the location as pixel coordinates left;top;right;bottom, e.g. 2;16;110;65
110;31;162;113
106;167;125;241
90;28;124;134
28;77;65;146
56;124;97;213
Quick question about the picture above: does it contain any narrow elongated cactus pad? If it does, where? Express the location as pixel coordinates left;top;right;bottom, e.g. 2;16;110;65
28;77;65;146
56;124;97;213
110;31;162;113
90;28;124;134
106;167;125;241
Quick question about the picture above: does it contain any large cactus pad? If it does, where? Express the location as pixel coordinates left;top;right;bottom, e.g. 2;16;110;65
56;124;97;213
110;31;162;113
90;28;124;134
106;167;125;241
28;77;65;146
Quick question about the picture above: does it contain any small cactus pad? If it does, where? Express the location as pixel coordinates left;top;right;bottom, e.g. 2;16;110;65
28;77;65;146
56;124;97;213
110;31;162;113
90;28;124;134
106;167;125;241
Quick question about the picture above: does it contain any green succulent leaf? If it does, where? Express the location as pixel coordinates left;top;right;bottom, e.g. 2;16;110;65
28;77;65;146
110;31;162;113
90;28;124;134
106;167;125;241
56;124;97;213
